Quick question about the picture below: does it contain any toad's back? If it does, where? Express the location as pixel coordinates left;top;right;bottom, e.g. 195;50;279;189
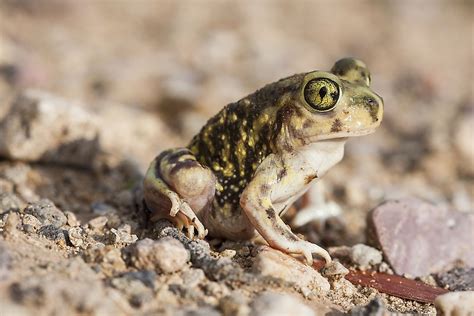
188;73;304;208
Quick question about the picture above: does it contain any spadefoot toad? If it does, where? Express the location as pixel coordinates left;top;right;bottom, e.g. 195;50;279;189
144;58;383;264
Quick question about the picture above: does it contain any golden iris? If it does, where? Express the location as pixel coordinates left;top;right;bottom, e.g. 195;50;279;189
304;78;340;112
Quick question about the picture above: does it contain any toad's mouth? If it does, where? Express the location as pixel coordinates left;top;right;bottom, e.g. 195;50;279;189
311;128;377;141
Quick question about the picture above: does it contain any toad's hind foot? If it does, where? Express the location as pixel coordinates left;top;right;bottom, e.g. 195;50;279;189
144;148;214;240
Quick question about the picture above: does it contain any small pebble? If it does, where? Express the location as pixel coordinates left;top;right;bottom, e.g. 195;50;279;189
109;224;137;244
22;214;42;232
65;211;80;227
350;244;382;269
3;212;19;235
239;246;251;256
377;262;393;274
88;216;108;230
24;199;67;228
182;268;205;288
68;227;84;247
130;237;190;273
220;249;237;258
105;213;122;228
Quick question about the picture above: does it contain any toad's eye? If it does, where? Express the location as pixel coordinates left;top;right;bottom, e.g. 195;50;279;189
303;78;340;112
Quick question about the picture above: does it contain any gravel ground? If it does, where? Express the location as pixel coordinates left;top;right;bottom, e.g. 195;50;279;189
0;1;472;315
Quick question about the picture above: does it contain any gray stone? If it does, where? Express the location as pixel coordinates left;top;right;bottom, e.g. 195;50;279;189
436;267;474;291
368;198;474;277
0;192;21;214
121;270;157;289
250;292;314;316
130;237;190;273
38;225;67;244
348;297;391;316
434;291;474;316
0;90;100;167
24;199;67;228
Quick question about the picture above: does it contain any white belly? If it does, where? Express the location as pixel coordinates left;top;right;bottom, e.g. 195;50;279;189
271;139;346;216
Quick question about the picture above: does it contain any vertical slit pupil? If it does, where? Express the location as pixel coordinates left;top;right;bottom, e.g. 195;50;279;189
319;86;327;99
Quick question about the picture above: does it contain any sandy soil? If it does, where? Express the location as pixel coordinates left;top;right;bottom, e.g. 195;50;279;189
0;1;472;315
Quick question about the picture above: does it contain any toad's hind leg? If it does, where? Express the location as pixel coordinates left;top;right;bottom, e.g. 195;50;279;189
143;148;216;239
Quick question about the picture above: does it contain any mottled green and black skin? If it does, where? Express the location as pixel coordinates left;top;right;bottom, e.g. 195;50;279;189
144;57;384;264
188;74;304;212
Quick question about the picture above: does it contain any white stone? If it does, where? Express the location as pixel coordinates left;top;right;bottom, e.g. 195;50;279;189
252;246;330;293
131;238;190;273
350;244;382;269
251;292;314;316
434;291;474;316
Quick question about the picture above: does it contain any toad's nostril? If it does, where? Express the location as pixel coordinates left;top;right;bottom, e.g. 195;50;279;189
366;97;378;107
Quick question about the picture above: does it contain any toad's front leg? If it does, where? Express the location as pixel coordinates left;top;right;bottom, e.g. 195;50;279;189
240;154;331;265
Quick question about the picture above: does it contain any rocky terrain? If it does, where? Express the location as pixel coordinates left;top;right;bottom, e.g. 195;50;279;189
0;1;473;315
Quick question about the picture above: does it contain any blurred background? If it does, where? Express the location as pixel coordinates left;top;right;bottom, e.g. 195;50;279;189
0;0;472;242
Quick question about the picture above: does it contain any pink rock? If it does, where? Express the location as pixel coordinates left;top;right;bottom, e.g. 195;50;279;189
368;198;474;277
